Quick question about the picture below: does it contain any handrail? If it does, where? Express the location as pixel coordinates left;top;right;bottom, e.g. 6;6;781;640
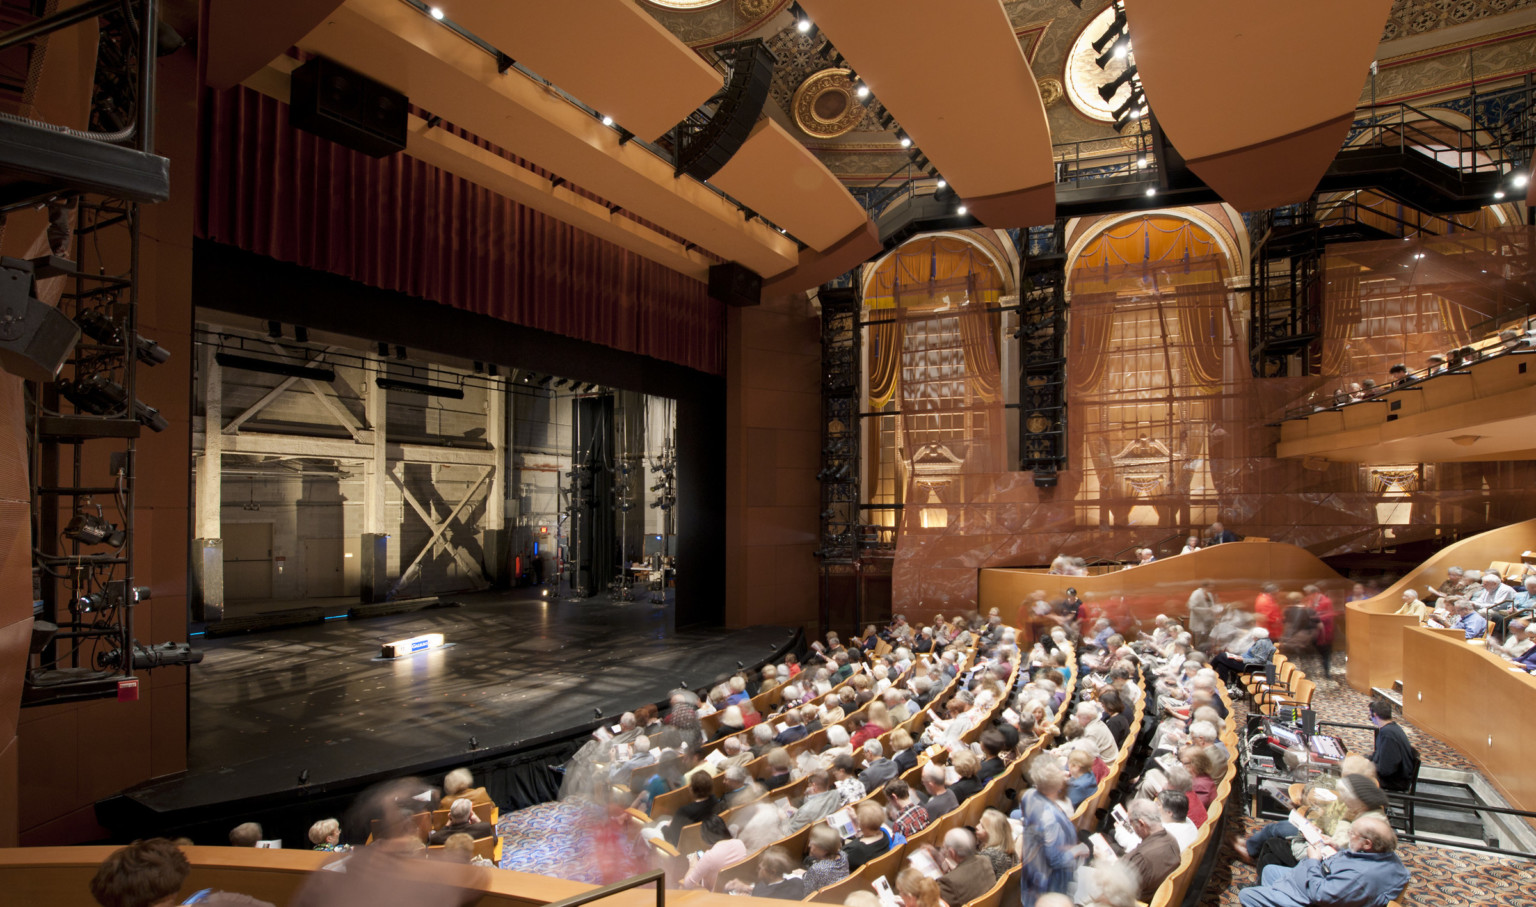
545;869;665;907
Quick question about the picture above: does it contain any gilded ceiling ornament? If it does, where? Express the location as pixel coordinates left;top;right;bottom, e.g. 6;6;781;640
736;0;773;17
1038;77;1064;109
791;68;867;139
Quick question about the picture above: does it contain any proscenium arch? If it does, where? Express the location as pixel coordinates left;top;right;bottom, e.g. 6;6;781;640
1063;205;1248;287
859;228;1020;303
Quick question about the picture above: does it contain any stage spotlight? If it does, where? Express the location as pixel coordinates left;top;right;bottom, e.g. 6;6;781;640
538;375;554;386
1513;173;1530;188
1494;189;1506;199
99;641;204;669
75;310;169;366
487;363;498;377
1092;8;1128;54
601;114;614;127
429;6;444;20
59;374;168;431
936;178;947;189
1145;187;1157;197
793;3;811;32
65;507;125;547
267;320;282;339
394;345;407;360
855;82;869;99
898;133;912;148
77;592;105;612
294;326;309;343
1098;65;1138;102
1137;156;1148;168
473;361;484;373
377;341;389;357
957;205;968;216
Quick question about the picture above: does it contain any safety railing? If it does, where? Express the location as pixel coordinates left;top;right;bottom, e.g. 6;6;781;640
545;869;666;907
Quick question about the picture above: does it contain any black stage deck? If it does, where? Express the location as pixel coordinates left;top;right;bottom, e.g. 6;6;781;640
102;589;797;843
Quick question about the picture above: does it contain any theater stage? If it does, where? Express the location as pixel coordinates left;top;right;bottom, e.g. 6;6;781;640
100;589;799;844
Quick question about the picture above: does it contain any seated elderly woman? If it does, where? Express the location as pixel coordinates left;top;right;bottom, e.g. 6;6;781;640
723;846;806;899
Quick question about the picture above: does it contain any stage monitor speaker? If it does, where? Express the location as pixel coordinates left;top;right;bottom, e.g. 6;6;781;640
290;56;408;158
0;264;80;382
709;262;762;307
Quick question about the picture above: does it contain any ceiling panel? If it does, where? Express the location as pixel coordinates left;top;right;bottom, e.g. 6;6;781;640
1127;0;1392;210
295;0;797;277
709;118;869;252
442;0;723;143
800;0;1055;227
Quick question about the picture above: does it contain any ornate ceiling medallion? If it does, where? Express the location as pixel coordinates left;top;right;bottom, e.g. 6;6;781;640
791;68;866;139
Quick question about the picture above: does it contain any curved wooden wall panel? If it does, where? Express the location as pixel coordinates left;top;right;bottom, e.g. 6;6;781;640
1400;628;1536;819
977;541;1346;631
1344;517;1536;695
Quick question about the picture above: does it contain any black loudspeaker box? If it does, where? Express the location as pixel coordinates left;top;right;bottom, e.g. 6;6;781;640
708;262;762;308
290;56;408;158
0;268;80;382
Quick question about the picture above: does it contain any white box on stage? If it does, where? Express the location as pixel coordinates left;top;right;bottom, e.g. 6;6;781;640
381;633;445;659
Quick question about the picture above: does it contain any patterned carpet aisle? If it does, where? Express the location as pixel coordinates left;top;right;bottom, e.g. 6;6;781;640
497;800;608;883
1199;654;1535;907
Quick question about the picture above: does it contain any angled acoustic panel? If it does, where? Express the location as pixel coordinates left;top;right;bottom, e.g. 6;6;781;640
709;118;868;253
444;0;723;144
295;0;797;277
1126;0;1392;211
801;0;1055;227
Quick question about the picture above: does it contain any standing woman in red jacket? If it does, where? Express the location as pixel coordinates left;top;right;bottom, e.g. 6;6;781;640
1305;584;1336;679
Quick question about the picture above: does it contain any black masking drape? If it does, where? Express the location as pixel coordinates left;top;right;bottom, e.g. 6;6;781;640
572;395;616;595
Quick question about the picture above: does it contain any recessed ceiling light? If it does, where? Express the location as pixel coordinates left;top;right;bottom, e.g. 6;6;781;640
601;115;614;127
429;6;445;20
1145;187;1156;196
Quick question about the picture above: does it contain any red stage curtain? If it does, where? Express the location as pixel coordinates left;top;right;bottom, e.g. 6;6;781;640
198;86;725;375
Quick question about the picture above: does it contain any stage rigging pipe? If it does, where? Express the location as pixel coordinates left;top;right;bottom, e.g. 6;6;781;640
0;0;119;52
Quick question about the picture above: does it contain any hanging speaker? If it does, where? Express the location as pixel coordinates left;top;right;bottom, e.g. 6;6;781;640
0;263;80;382
290;56;408;158
708;262;762;308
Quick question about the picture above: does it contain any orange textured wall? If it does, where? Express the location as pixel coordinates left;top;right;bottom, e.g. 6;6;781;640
724;294;821;636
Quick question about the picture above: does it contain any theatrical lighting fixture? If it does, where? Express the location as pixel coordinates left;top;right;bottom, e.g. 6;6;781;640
792;3;812;33
601;114;614;127
487;363;498;377
1091;7;1128;55
898;133;912;148
59;374;168;431
100;641;204;670
537;375;554;386
936;178;947;189
473;361;484;373
1099;65;1139;102
77;592;105;612
375;377;465;399
957;205;968;216
294;326;309;343
1494;189;1506;199
215;352;336;382
64;506;125;548
1137;156;1148;168
1095;35;1130;69
394;345;407;360
1145;187;1157;196
855;82;870;100
377;341;389;357
934;183;958;208
1514;173;1530;188
267;320;282;339
877;111;895;130
429;6;445;20
75;309;170;366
